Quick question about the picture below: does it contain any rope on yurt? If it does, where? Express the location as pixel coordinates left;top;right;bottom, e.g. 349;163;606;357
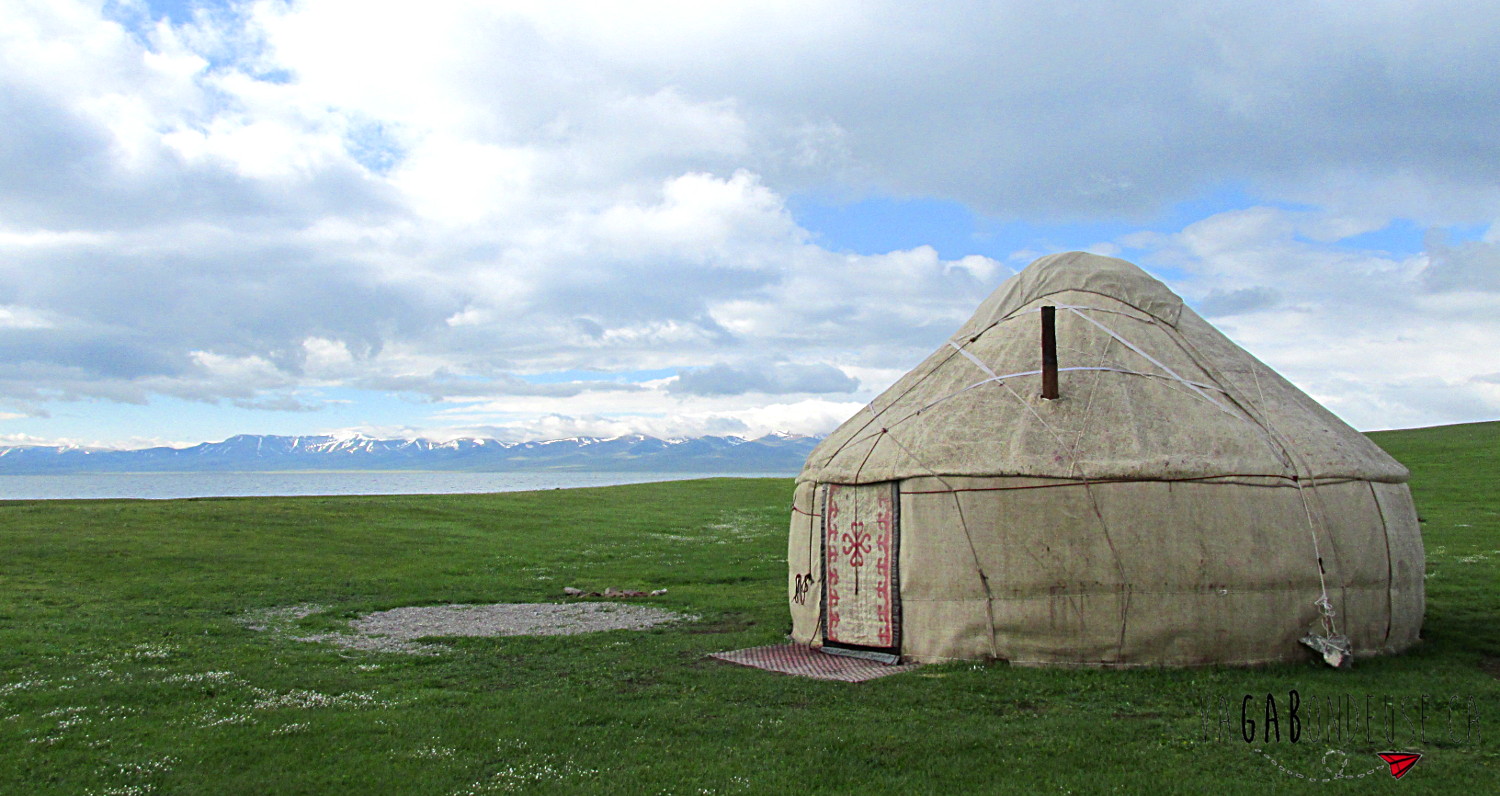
1161;319;1350;667
999;302;1144;324
1364;480;1397;649
899;473;1323;494
792;500;821;588
1063;307;1239;418
829;302;1230;461
1062;326;1135;658
989;341;1134;653
948;330;1136;658
946;338;1001;377
1059;306;1289;461
1249;367;1348;665
791;502;820;614
953;305;1313;659
851;412;884;484
1243;361;1296;471
816;345;971;469
1060;304;1349;663
832;363;1235;456
878;427;1002;660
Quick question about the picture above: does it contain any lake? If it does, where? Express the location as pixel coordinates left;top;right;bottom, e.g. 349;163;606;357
0;470;794;501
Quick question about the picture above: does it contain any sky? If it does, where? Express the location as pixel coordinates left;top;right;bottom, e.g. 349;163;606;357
3;0;1500;449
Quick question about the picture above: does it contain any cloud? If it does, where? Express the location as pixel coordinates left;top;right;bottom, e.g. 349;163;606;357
668;361;859;396
351;373;646;401
1124;206;1500;431
408;1;1500;223
1420;233;1500;292
418;397;867;443
0;2;398;230
1195;286;1281;317
230;393;327;412
3;1;1500;443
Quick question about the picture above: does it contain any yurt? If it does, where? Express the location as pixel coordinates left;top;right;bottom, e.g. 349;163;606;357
787;251;1423;667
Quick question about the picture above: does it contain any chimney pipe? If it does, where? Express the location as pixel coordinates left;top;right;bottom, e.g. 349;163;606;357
1040;306;1059;400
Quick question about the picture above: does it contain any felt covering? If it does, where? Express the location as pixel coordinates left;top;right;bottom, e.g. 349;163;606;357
788;252;1424;666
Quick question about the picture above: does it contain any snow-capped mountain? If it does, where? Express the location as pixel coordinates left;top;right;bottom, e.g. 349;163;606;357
0;433;821;474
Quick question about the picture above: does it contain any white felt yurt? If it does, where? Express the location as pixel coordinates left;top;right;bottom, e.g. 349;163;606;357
787;252;1424;666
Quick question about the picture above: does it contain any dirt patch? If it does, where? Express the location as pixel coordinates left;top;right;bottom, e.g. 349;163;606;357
242;602;696;655
1481;655;1500;680
240;603;325;632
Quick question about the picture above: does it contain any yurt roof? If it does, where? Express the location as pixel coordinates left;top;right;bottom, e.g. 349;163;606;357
800;251;1408;485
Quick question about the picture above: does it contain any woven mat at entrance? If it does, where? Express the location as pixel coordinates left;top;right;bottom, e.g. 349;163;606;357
710;643;921;682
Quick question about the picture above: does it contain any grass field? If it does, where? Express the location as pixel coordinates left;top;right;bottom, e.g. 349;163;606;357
1;424;1496;794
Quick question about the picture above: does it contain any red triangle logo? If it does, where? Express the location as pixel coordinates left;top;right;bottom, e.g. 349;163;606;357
1377;752;1421;779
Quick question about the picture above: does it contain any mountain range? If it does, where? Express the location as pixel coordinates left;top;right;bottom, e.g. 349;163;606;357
0;433;821;475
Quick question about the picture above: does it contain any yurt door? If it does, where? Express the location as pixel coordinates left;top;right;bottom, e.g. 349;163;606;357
822;482;901;660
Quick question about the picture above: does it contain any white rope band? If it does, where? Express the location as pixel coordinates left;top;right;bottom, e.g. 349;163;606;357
1064;307;1239;417
947;340;1000;379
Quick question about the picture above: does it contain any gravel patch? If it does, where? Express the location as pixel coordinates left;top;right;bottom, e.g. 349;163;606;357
242;602;695;656
354;602;691;638
288;630;446;656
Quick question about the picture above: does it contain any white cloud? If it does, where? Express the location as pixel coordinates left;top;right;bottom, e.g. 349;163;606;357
300;336;355;376
668;360;858;397
3;1;1500;444
418;396;867;443
0;305;58;330
1127;207;1500;430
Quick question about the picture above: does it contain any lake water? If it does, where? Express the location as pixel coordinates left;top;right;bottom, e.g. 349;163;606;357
0;471;794;501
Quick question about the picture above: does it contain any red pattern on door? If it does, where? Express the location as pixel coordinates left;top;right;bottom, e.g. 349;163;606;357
824;483;896;649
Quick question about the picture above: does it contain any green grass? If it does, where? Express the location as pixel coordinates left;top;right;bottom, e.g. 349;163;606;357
1;426;1497;794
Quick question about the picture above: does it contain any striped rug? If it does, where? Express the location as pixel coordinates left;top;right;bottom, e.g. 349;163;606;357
710;643;921;682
